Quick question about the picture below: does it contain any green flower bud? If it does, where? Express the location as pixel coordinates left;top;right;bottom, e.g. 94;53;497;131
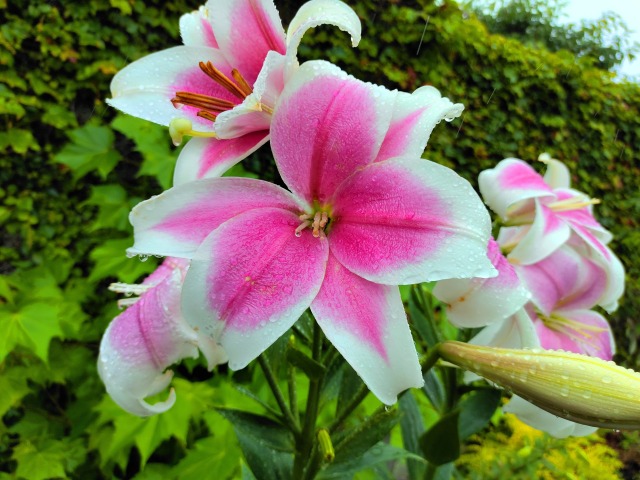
438;341;640;429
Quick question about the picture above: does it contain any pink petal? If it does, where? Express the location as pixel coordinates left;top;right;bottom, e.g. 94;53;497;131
107;46;237;132
516;245;607;315
173;133;269;185
479;158;554;220
329;157;495;285
504;396;597;438
508;201;571;265
271;60;396;204
433;238;530;328
376;86;464;162
214;51;286;139
182;208;329;370
128;178;304;258
98;259;225;416
534;310;614;360
208;0;286;85
311;252;422;404
180;6;218;47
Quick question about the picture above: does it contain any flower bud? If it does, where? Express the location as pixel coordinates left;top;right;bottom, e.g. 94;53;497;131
438;341;640;429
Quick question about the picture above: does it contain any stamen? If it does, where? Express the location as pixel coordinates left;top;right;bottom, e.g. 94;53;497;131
199;61;247;100
547;197;600;212
295;211;330;238
231;69;254;97
172;91;236;111
295;221;311;237
197;111;218;122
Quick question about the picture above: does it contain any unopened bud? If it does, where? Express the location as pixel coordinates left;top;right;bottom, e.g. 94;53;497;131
438;341;640;430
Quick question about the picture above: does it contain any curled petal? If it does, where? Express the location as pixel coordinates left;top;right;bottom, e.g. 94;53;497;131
207;0;286;85
128;177;303;258
507;201;571;265
503;396;597;438
107;46;236;132
285;0;361;76
98;260;225;416
173;133;269;185
539;153;571;190
376;86;464;163
311;253;423;405
180;5;218;47
214;51;286;139
271;60;396;204
468;308;540;350
479;158;554;220
330;157;495;285
182;208;329;370
433;238;529;328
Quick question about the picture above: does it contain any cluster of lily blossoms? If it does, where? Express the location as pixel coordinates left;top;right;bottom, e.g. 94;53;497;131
97;0;630;438
433;154;625;437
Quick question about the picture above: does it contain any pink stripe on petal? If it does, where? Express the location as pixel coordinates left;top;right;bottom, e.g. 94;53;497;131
311;252;423;404
129;178;302;258
179;7;219;47
330;157;494;284
173;132;269;185
271;61;395;204
182;207;329;370
209;0;286;85
500;161;550;190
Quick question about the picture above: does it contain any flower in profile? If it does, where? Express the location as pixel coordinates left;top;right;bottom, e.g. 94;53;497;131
439;341;640;431
125;61;492;405
107;0;362;185
98;258;226;416
479;154;612;265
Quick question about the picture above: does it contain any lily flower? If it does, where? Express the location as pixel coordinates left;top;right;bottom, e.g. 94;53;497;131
433;238;530;328
98;257;227;416
108;0;362;185
515;245;616;359
125;61;493;405
479;154;612;265
439;341;640;431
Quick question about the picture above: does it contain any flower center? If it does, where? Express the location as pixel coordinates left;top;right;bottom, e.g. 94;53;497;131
171;61;254;123
295;210;331;238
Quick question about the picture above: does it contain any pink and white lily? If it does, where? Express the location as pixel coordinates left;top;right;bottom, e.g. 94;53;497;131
479;155;612;265
125;61;494;405
98;258;227;416
108;0;362;185
433;238;530;328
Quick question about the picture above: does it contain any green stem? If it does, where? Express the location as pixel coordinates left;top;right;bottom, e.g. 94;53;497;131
328;383;370;434
258;355;301;438
293;322;325;479
288;364;299;421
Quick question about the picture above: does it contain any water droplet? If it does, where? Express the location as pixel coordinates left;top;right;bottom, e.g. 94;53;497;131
602;376;612;384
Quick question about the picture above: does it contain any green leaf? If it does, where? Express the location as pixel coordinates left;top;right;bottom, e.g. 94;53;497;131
54;125;121;180
458;388;502;440
419;410;460;466
333;408;401;462
0;366;31;417
89;238;157;283
337;362;364;415
319;443;425;479
0;302;63;363
83;184;138;232
217;409;294;480
112;115;176;189
422;370;447;414
409;286;440;348
399;392;426;480
286;346;325;380
13;439;86;480
0;128;40;154
172;435;240;480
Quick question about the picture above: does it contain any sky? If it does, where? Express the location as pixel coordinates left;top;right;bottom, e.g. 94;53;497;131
562;0;640;79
